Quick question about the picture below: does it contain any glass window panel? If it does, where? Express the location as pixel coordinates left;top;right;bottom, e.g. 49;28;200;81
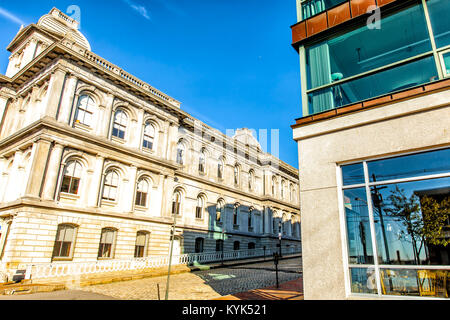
371;177;450;265
368;148;450;182
306;4;432;91
427;0;450;49
443;52;450;75
302;0;348;20
308;56;438;114
344;188;375;265
350;268;378;295
342;163;365;186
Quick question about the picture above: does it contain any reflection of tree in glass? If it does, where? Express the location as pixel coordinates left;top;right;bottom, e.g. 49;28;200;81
383;186;450;264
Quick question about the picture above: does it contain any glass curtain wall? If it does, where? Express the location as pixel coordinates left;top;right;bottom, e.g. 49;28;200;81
341;148;450;298
304;1;449;115
301;0;348;20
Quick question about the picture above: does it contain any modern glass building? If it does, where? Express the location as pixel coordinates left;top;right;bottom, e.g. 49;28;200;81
291;0;450;300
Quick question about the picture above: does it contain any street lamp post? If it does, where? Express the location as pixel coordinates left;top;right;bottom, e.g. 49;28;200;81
165;212;177;301
278;221;282;257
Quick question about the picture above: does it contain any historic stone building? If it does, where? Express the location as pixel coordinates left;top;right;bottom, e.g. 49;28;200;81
0;8;300;278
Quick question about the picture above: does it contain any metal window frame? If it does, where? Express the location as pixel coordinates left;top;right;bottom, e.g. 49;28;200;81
338;147;450;299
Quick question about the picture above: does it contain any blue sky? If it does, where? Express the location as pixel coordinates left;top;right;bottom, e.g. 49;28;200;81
0;0;302;168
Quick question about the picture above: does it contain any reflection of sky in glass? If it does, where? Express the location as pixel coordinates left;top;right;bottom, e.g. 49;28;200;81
342;163;365;186
344;188;374;264
372;177;450;265
350;268;378;294
368;148;450;182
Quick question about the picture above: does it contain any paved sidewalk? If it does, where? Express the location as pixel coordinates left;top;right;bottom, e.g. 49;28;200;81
215;278;304;300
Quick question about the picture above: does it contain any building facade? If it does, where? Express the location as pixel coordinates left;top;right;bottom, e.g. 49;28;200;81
291;0;450;299
0;8;301;280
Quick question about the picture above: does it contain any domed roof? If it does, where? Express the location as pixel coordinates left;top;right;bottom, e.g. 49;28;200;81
233;128;262;152
37;8;91;51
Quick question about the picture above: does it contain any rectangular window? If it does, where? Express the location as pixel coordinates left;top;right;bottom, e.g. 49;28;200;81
98;229;117;259
308;56;438;114
52;225;76;259
305;4;437;115
341;148;450;299
134;232;149;258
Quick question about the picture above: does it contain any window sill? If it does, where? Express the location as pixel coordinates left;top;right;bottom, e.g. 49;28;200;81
134;205;148;212
233;225;240;230
102;199;118;207
74;122;92;132
111;136;126;144
142;148;155;155
59;193;80;201
52;257;73;262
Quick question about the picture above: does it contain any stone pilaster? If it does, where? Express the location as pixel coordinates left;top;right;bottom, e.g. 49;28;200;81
57;74;78;124
41;143;65;201
87;155;105;207
24;138;53;199
44;68;67;119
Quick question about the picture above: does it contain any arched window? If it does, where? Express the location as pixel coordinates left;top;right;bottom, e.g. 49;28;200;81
52;224;77;260
248;210;253;230
112;109;128;140
216;199;225;222
233;241;240;251
134;231;150;258
195;238;204;253
290;184;294;202
248;170;255;190
102;170;120;202
135;178;150;207
177;141;185;165
172;189;182;215
248;242;256;250
142;122;155;150
234;165;240;185
217;158;224;179
199;148;206;173
60;160;82;195
74;94;95;127
98;228;117;259
195;195;205;219
281;180;285;199
233;204;239;226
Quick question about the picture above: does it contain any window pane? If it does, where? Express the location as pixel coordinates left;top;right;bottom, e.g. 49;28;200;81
306;4;432;91
344;188;374;264
368;148;450;182
427;0;450;48
381;269;450;298
443;52;450;75
308;56;438;114
370;177;450;266
350;268;378;295
342;163;365;186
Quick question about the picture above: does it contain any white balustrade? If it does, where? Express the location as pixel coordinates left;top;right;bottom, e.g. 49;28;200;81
24;247;301;280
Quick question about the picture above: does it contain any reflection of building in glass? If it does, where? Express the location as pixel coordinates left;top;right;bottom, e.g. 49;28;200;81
292;0;450;300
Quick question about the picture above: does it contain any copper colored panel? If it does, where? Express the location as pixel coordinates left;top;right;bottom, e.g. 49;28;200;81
328;2;351;28
312;109;337;120
336;103;363;114
306;12;328;37
292;22;307;44
362;95;392;108
350;0;377;18
391;87;424;100
377;0;397;7
424;79;450;92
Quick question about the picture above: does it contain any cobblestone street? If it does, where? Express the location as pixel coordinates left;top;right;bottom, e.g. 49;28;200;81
76;257;303;300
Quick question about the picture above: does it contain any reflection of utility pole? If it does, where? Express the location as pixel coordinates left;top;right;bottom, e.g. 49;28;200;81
371;174;390;264
359;221;368;263
165;213;177;301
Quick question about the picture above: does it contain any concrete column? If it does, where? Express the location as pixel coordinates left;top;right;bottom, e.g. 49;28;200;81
165;121;178;161
24;139;52;199
44;68;67;119
131;108;145;149
41;143;65;201
87;155;105;207
4;150;24;202
57;74;78;124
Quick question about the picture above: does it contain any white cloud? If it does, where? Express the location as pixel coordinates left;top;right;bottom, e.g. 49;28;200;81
0;7;25;26
123;0;151;20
